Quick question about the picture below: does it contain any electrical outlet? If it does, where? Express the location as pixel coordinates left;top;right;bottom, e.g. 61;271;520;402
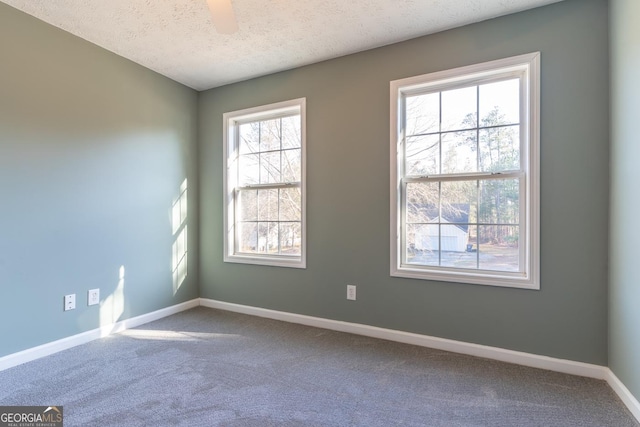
88;289;100;306
64;294;76;311
347;285;356;301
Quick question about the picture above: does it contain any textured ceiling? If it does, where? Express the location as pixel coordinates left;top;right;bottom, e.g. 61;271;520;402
1;0;563;91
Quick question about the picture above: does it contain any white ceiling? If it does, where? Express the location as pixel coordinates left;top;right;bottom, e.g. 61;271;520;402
1;0;563;91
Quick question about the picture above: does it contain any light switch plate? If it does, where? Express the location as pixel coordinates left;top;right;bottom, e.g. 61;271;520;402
64;294;76;311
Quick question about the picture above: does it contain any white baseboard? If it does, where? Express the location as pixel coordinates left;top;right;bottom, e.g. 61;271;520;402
201;298;640;424
606;369;640;422
199;298;607;380
0;299;199;372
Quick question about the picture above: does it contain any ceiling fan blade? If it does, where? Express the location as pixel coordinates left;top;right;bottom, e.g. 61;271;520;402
207;0;239;34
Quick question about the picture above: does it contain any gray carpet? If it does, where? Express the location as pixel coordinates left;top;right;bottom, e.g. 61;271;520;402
0;307;637;427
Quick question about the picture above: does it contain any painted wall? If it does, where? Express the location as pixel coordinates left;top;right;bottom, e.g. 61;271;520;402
609;0;640;401
0;3;199;357
199;0;610;365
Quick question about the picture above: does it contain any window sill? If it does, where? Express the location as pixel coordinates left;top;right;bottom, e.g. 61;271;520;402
224;253;306;269
391;265;539;290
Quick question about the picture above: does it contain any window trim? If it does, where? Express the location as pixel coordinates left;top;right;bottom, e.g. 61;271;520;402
390;53;540;289
223;98;306;268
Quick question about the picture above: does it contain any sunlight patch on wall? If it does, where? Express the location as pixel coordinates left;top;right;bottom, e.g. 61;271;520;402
172;179;188;294
100;265;125;327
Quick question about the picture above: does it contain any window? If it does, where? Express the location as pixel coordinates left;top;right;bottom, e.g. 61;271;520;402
390;53;539;289
224;98;306;268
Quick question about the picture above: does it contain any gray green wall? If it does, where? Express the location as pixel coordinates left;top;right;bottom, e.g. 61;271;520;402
199;0;610;365
0;3;199;357
610;0;640;400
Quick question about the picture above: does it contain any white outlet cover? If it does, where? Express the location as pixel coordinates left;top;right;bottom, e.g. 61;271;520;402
88;289;100;306
347;285;356;301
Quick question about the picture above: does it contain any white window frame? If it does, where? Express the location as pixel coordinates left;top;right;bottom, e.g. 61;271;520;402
223;98;306;268
390;53;540;289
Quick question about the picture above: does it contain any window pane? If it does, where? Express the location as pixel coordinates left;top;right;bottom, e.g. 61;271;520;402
441;180;477;224
280;187;301;221
256;222;278;253
239;154;259;185
406;224;439;266
440;224;476;269
282;148;301;182
260;151;281;184
467;224;478;256
439;224;469;253
279;222;301;255
238;190;258;221
238;222;258;253
406;182;439;224
478;225;519;272
281;116;301;149
239;122;260;154
258;189;278;221
479;125;520;172
260;119;281;152
256;223;269;253
479;179;520;225
441;86;477;131
441;131;477;174
406;93;439;136
264;222;279;254
479;79;519;126
405;135;439;176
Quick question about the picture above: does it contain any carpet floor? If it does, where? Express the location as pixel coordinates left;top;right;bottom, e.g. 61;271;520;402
0;307;637;427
